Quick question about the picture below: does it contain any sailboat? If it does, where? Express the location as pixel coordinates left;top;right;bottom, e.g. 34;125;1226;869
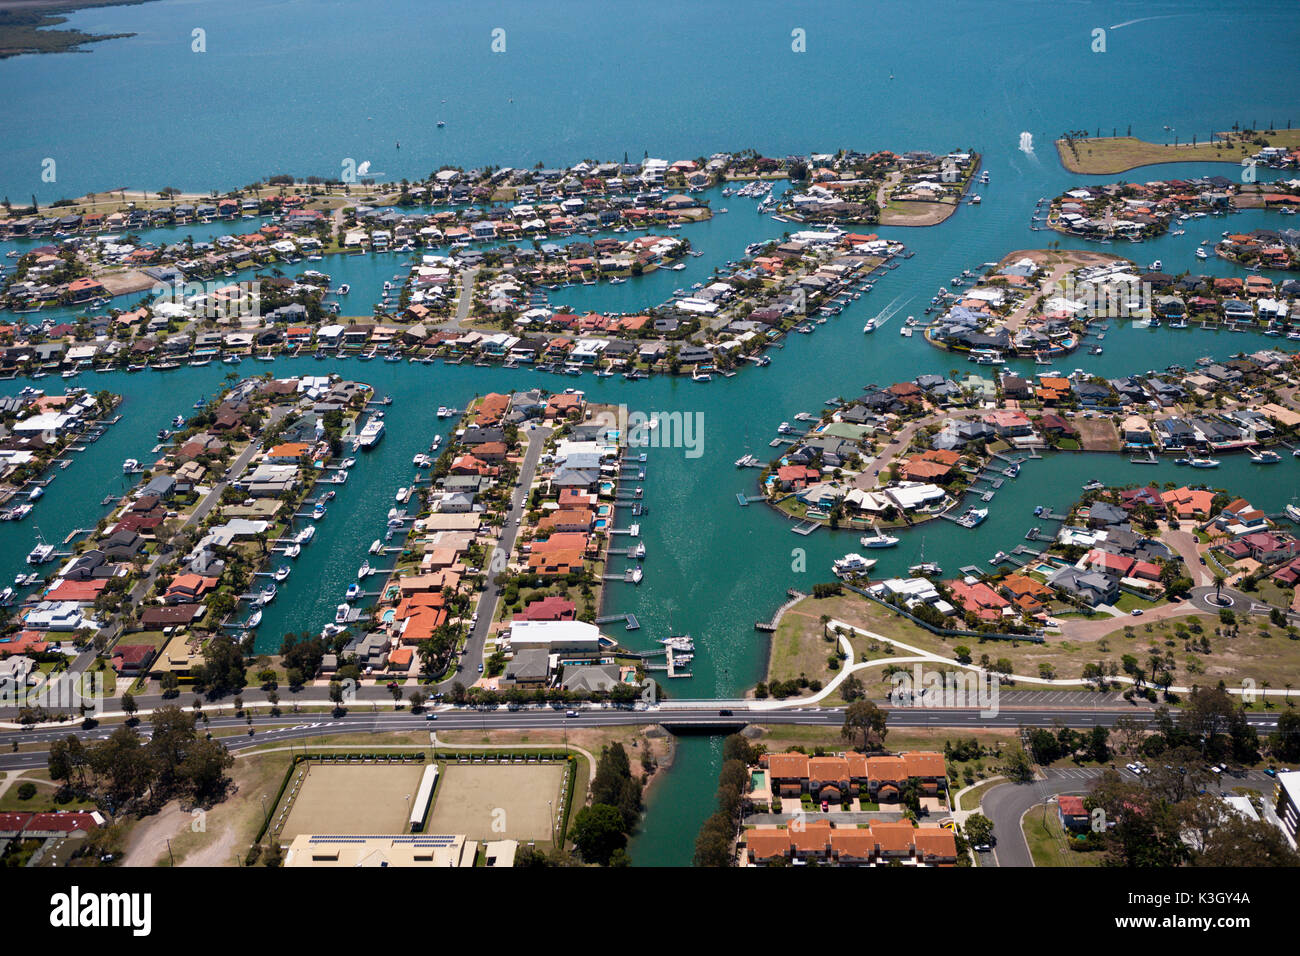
908;538;942;576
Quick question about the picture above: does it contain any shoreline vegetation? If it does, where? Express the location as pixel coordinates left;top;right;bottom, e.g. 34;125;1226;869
1054;129;1300;175
0;0;156;59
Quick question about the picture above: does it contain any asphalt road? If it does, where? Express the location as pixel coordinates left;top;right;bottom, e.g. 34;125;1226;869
68;405;289;673
1;702;1288;771
980;765;1281;867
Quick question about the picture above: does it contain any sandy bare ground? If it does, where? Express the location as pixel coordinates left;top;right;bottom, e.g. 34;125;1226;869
97;269;157;296
879;200;958;227
121;799;241;867
180;824;238;867
121;800;191;867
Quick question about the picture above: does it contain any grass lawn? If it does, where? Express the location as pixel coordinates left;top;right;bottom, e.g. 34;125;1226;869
957;777;1006;812
0;774;98;813
1022;803;1104;867
766;605;841;687
1054;131;1300;174
767;593;1300;696
1112;591;1156;613
1252;579;1294;612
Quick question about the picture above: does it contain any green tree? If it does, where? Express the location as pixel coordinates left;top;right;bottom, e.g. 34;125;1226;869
570;804;627;865
840;700;888;751
963;813;994;847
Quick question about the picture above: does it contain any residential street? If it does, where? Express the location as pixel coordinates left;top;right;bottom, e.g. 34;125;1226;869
435;423;552;689
69;405;290;674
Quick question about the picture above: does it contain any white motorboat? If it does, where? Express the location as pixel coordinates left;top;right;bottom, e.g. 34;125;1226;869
355;418;385;449
860;527;900;548
832;553;877;578
274;565;290;582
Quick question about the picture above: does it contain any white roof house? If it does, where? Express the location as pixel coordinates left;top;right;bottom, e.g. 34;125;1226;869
23;601;94;632
13;412;74;439
506;620;603;656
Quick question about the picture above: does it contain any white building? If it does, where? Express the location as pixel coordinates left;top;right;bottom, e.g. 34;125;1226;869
506;620;604;658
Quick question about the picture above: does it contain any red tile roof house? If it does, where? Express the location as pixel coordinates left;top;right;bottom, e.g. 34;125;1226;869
745;821;957;866
1271;556;1300;588
948;579;1011;622
901;752;947;795
18;811;106;838
765;752;812;798
513;595;576;622
112;643;157;676
790;820;836;862
775;464;820;491
1058;794;1090;831
1240;532;1300;566
807;756;852;803
473;393;511;426
164;574;220;604
449;454;498;477
1085;549;1134;577
1119;485;1166;514
865;756;908;803
982;409;1034;437
544;393;585;421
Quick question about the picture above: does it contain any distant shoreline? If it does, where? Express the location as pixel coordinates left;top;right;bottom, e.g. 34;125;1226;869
0;0;157;59
1054;131;1300;175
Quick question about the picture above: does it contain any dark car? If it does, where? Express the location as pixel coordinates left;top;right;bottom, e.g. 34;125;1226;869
718;709;733;716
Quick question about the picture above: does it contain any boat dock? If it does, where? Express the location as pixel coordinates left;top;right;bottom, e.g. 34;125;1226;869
601;567;644;585
594;613;640;630
755;589;806;631
607;542;646;558
990;545;1044;568
641;647;692;678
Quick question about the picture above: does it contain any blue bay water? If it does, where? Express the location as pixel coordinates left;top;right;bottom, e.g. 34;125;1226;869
1;0;1298;865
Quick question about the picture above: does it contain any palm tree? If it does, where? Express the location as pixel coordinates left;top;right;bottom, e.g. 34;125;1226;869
1213;572;1225;604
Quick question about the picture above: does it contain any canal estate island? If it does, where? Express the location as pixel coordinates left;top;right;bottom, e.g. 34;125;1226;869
1;0;1300;891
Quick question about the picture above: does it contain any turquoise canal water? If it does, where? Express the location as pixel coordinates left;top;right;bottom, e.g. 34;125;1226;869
2;0;1298;864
